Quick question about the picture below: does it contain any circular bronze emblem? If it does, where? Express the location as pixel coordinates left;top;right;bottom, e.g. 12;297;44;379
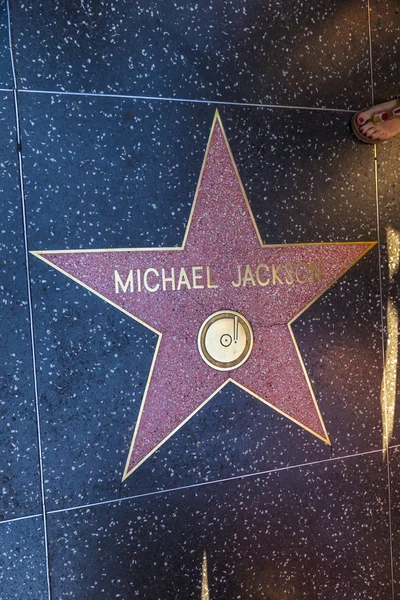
198;310;253;371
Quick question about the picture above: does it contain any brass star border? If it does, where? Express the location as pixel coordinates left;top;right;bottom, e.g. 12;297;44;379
31;111;376;480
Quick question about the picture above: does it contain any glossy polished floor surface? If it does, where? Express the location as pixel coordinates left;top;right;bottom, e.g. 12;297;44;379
1;1;400;599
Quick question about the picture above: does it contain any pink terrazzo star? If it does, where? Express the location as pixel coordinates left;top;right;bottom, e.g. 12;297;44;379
32;112;375;480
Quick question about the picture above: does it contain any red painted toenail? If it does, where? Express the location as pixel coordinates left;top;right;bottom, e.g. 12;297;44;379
382;112;389;121
358;117;364;124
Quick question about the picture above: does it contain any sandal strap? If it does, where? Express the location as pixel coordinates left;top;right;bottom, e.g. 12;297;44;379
373;95;400;124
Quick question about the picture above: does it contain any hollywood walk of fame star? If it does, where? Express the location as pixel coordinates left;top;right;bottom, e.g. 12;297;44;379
32;111;375;480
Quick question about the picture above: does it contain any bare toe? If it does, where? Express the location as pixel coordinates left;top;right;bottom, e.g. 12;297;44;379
357;110;371;125
360;124;374;135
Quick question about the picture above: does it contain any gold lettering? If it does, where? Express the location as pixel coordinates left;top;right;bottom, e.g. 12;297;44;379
161;267;175;291
310;262;322;283
296;262;309;284
255;264;270;286
178;267;191;290
242;265;256;287
192;266;204;289
272;263;283;285
115;270;133;293
284;262;294;285
232;265;242;287
144;268;160;292
206;266;219;289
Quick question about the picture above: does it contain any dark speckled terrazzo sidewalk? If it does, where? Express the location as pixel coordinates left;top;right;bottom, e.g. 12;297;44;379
1;1;399;599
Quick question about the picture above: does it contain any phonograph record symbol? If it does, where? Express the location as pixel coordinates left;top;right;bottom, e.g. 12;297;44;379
32;111;375;480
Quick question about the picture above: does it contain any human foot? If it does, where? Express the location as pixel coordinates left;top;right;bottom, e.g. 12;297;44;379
352;95;400;143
